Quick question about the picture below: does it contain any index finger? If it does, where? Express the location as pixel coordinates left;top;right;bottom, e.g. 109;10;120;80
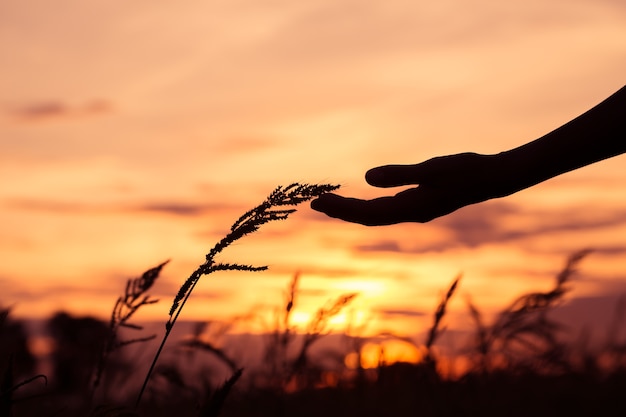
310;193;414;226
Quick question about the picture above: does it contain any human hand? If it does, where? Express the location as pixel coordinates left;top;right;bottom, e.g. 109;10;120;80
311;152;507;225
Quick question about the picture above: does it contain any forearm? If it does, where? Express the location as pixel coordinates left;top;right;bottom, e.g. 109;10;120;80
495;85;626;197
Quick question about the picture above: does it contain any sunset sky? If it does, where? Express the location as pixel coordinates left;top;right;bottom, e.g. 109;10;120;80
2;0;626;344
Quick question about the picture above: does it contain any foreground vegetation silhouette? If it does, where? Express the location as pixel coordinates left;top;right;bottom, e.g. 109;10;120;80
2;184;626;416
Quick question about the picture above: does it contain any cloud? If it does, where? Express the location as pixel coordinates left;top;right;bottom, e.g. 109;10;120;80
440;204;626;247
4;199;88;213
7;99;111;122
374;307;427;319
2;284;117;303
136;202;229;216
353;201;626;254
11;102;67;119
354;240;403;253
594;246;626;256
269;264;364;279
4;198;235;217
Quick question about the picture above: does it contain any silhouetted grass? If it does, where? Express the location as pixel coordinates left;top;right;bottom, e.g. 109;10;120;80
93;261;168;396
466;249;591;375
136;183;339;408
3;188;626;417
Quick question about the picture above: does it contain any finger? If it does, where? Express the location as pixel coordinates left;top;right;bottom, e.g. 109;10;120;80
310;193;413;226
365;163;430;188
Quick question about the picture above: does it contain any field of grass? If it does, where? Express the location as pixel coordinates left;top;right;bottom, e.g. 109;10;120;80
2;184;626;416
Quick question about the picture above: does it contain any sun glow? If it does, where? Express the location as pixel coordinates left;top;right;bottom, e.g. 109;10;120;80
345;340;423;369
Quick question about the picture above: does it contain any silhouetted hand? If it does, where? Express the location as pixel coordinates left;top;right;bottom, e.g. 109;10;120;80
311;86;625;226
311;152;509;225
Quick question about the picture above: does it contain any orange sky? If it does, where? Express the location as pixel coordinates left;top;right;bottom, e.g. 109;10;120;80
1;0;626;342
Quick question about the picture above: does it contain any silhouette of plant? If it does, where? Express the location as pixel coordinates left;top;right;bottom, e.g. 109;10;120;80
136;183;339;407
287;291;358;388
467;249;591;374
257;272;358;390
179;319;245;375
198;368;243;417
93;261;169;394
424;274;461;362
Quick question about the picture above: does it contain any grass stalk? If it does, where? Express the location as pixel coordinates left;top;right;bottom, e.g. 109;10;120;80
135;183;338;408
424;275;461;361
93;261;168;397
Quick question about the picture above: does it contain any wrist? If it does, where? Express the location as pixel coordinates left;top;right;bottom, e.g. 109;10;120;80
488;150;532;199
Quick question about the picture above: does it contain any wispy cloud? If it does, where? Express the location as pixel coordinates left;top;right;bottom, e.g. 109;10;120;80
4;198;235;217
439;204;626;247
354;240;404;253
353;202;626;254
3;284;118;304
136;203;229;217
374;307;427;319
7;99;112;122
270;264;364;279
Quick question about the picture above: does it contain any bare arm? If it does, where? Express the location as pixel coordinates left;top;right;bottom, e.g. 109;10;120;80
311;85;626;225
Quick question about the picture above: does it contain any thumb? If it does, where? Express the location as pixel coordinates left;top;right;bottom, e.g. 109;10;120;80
366;154;475;187
365;162;431;188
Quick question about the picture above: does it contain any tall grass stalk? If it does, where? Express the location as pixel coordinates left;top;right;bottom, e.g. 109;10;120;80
424;275;461;360
287;291;358;387
467;249;591;373
199;368;243;417
93;261;168;396
260;273;357;388
263;272;300;382
135;183;339;407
